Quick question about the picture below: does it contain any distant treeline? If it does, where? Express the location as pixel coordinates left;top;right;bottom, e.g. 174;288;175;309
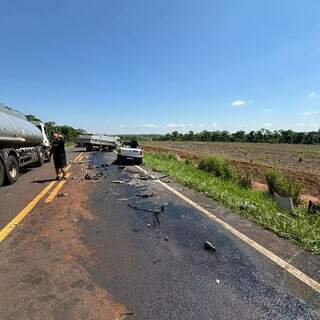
120;134;162;141
154;129;320;144
26;114;86;141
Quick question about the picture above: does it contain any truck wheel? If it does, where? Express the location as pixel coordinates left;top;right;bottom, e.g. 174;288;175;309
86;145;93;152
0;161;4;187
36;148;45;167
5;155;19;184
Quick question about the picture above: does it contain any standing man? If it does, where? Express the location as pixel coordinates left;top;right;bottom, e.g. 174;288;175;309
50;133;67;180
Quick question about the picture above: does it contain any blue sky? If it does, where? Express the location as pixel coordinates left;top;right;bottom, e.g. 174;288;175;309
1;0;320;134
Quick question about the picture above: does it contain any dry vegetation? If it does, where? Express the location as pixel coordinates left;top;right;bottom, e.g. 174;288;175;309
142;141;320;198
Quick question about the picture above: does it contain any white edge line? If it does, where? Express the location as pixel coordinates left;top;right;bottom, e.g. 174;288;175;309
134;165;320;294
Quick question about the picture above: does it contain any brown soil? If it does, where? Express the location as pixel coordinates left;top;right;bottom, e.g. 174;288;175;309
142;143;320;204
0;162;130;320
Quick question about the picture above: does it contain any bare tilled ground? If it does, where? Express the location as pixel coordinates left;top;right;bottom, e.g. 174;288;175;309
0;161;129;320
142;141;320;198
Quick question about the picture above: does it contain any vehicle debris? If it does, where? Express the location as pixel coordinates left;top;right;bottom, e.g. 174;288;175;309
128;203;160;213
308;200;320;214
273;193;295;213
153;259;162;264
85;173;92;180
112;179;128;184
88;163;94;170
120;312;135;317
153;212;161;226
134;193;154;198
57;193;68;197
204;241;217;251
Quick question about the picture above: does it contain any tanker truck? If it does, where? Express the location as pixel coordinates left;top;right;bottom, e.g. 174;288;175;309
0;104;51;186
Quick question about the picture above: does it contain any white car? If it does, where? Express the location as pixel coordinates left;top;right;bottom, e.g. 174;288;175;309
117;141;143;165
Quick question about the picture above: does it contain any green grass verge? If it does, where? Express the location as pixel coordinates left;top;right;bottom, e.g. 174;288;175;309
143;152;320;255
65;140;75;148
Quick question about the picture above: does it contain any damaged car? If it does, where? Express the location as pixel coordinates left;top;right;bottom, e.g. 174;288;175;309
117;140;143;165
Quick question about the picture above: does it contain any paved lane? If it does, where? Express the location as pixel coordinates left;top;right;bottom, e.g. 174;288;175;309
81;151;320;320
0;149;319;319
0;148;81;229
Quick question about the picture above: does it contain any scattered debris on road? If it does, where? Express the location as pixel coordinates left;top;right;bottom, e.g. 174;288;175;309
57;193;68;197
120;312;135;317
204;241;217;251
134;192;154;198
112;179;128;184
128;203;161;214
153;212;161;226
85;173;92;180
153;259;162;264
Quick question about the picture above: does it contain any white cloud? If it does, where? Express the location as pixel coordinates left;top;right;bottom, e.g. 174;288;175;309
188;123;194;127
143;124;158;128
308;92;318;97
198;123;206;128
248;100;253;104
232;99;246;107
212;122;219;127
263;109;272;112
119;124;125;128
167;123;185;128
296;123;319;128
263;123;272;127
300;111;319;116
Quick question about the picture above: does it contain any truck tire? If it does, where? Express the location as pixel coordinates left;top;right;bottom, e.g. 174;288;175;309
35;148;45;167
0;161;4;187
5;155;19;184
86;145;93;152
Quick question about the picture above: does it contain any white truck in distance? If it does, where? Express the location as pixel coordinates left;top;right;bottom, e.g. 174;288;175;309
76;134;120;152
0;104;51;186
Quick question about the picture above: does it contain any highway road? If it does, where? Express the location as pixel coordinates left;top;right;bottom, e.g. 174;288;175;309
0;148;319;320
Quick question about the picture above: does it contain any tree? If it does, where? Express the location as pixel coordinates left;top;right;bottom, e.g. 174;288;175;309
26;114;41;122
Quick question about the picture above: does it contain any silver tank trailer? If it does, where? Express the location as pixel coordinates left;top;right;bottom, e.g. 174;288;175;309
0;105;43;147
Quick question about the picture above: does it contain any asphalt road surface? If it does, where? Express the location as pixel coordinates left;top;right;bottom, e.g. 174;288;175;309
0;148;319;320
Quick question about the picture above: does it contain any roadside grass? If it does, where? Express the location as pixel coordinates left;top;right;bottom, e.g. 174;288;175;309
143;152;320;255
65;140;75;148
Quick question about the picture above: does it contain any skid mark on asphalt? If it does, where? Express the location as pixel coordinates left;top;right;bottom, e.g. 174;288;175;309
0;152;83;242
135;165;320;294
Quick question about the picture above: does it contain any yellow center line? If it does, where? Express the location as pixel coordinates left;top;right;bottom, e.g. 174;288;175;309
73;153;81;163
45;173;72;203
77;154;84;162
0;181;57;242
44;152;83;203
0;152;83;243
